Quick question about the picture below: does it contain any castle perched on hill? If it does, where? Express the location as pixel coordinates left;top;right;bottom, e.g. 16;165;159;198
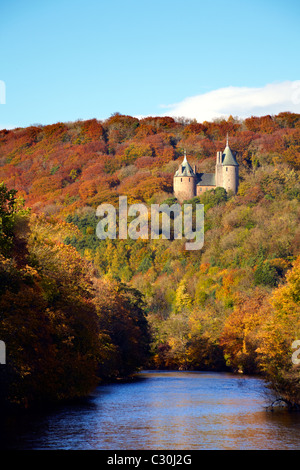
173;137;239;201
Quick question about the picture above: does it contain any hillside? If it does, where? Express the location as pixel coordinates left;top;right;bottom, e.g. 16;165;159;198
1;112;300;408
1;112;300;214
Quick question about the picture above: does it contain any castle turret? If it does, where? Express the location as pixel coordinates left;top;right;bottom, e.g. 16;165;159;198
215;150;223;187
173;152;197;201
221;136;239;194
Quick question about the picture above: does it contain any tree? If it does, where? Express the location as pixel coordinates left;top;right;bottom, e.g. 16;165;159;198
0;182;27;255
257;256;300;407
175;279;192;313
94;278;150;377
0;213;101;407
220;289;270;373
254;260;279;287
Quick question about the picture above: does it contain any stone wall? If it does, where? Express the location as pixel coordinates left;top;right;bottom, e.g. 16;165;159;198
196;185;216;196
222;165;239;194
173;176;196;201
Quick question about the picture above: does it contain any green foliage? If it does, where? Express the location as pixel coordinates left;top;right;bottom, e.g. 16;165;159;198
138;254;153;273
94;280;150;378
161;196;178;205
50;164;60;175
0;182;27;255
200;187;227;210
254;260;279;287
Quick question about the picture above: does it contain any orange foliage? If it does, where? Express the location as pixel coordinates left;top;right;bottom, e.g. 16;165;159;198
0;112;299;216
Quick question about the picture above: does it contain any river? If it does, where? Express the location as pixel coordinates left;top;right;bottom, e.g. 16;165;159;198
2;370;300;450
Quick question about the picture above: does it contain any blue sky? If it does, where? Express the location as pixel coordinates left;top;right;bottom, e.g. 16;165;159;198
0;0;300;129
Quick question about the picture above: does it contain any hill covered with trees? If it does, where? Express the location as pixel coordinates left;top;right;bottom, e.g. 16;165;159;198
1;112;299;214
1;111;300;408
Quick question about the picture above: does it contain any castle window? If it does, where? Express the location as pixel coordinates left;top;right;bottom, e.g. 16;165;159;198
226;167;228;171
181;178;182;182
189;178;190;182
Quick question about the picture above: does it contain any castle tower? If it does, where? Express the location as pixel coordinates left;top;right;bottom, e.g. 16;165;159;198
215;150;223;187
173;152;197;201
221;135;239;194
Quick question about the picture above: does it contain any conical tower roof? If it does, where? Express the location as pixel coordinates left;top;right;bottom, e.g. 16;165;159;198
174;152;196;177
222;136;238;166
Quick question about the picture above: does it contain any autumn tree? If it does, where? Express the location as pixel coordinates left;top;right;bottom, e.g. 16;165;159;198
0;183;27;255
220;289;270;373
257;256;300;407
93;278;151;378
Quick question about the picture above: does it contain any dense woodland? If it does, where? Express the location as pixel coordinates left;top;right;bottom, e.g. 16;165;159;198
1;111;300;408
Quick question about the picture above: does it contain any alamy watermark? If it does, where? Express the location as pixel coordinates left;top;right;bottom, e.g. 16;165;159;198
292;340;300;365
0;80;6;104
0;340;6;364
95;196;204;250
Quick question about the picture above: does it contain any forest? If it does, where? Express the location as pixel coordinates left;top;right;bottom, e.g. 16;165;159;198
0;111;300;408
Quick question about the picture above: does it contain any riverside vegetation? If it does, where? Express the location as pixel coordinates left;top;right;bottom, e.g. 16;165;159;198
0;112;300;408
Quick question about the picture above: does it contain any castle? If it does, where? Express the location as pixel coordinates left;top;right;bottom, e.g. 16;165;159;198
173;137;239;201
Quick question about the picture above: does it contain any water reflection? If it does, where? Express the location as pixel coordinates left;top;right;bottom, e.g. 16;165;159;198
2;371;300;450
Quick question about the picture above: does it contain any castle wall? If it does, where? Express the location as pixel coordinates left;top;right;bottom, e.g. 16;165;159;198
173;176;196;201
222;165;239;194
196;185;216;196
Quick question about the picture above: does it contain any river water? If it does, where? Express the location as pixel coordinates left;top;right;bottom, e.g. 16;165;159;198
2;371;300;450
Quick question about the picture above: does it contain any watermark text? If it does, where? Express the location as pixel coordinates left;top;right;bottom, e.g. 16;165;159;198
292;340;300;365
0;340;6;364
0;80;6;104
96;196;204;250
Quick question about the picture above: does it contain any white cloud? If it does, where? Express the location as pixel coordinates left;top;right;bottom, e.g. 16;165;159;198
161;81;300;122
0;123;17;130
